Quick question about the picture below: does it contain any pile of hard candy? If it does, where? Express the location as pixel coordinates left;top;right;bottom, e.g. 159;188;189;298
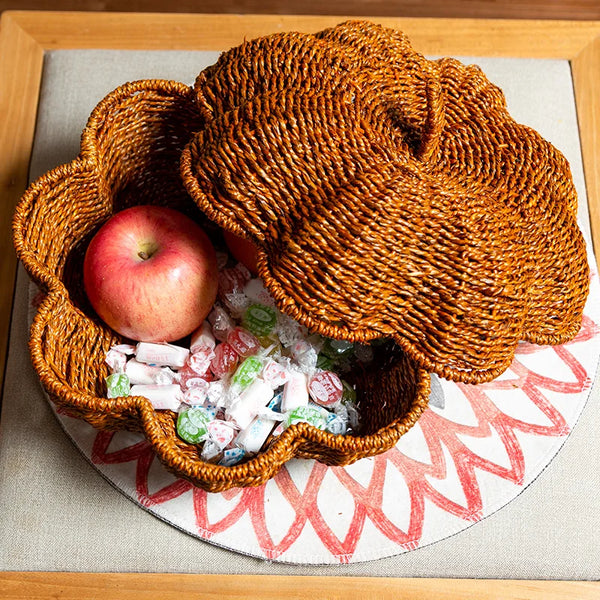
103;260;373;467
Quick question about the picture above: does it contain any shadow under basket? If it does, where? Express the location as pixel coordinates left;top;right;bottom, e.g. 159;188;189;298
13;78;431;493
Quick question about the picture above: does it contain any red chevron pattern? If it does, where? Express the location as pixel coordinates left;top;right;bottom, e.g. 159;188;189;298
85;311;599;563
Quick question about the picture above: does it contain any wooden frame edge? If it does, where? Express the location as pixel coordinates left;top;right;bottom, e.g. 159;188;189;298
1;10;599;599
0;11;44;398
5;10;600;56
2;572;600;600
572;36;600;263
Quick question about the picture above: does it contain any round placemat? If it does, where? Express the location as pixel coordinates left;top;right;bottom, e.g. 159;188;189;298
30;264;600;565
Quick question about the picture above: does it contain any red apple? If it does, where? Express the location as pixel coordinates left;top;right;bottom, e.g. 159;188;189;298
223;229;259;275
83;205;218;342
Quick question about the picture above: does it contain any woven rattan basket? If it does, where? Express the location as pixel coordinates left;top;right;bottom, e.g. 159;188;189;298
13;77;431;492
13;20;588;492
181;20;590;384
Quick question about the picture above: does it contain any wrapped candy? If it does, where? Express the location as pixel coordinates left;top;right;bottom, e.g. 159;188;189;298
106;373;130;398
336;400;360;431
325;411;347;435
200;440;222;462
177;406;211;443
208;420;236;449
154;368;180;386
218;265;251;311
183;383;209;406
321;338;354;360
219;447;246;466
101;258;364;463
105;348;127;373
206;379;230;408
231;355;264;392
190;320;216;353
210;342;239;378
243;303;277;337
235;415;278;453
202;404;219;420
227;326;261;358
188;347;215;377
290;339;319;372
285;404;328;429
308;370;343;408
135;342;189;369
208;304;235;342
178;364;212;391
130;384;182;411
111;344;136;355
223;290;250;317
125;358;178;385
275;312;305;348
244;278;277;308
227;378;274;429
261;359;289;389
270;422;286;439
281;370;309;412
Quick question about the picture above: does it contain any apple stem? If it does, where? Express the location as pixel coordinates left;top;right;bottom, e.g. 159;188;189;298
138;251;150;260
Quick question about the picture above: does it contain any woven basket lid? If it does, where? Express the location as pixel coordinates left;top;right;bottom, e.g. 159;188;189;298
180;20;590;384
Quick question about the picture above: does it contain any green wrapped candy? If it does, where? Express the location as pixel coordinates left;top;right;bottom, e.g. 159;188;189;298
316;353;334;370
286;405;328;429
243;304;277;337
321;338;354;360
177;407;210;444
232;355;263;391
106;373;130;398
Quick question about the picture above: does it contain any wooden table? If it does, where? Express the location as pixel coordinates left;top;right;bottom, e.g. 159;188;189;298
1;11;599;599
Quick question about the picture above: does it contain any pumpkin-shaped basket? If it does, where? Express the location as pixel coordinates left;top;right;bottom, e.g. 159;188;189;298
13;21;588;492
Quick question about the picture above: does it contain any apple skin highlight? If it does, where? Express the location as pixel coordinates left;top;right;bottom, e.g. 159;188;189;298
83;205;219;342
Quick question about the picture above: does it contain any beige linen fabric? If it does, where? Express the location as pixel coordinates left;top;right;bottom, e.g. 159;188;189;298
0;50;598;577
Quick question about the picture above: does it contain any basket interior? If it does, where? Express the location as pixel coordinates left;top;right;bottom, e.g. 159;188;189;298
16;80;431;481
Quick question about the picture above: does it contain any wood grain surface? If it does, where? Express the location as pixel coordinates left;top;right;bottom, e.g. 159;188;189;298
0;11;44;397
0;10;599;600
2;572;600;600
1;0;600;20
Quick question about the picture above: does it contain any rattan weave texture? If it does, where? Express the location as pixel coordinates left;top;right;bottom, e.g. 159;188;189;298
181;20;590;384
13;20;589;490
13;78;430;492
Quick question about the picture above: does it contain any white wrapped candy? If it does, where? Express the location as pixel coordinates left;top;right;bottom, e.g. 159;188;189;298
234;415;278;453
208;420;236;449
227;378;274;430
105;348;127;374
135;342;189;369
183;384;209;406
207;379;232;409
125;358;177;385
187;347;215;376
130;384;182;411
281;370;309;412
244;278;277;308
290;339;319;372
190;321;216;353
261;359;290;389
